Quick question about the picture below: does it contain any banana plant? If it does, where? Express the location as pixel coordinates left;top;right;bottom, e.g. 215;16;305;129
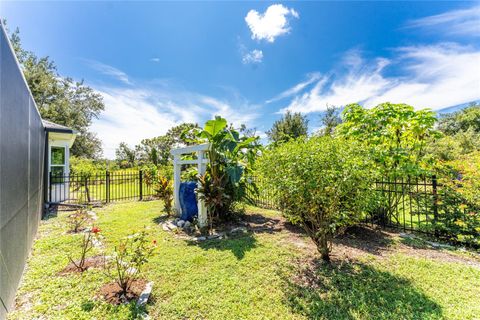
187;116;261;225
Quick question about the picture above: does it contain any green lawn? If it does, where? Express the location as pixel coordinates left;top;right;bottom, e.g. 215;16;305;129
8;201;480;320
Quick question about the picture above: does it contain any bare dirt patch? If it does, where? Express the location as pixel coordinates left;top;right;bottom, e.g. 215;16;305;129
58;255;106;274
97;279;148;305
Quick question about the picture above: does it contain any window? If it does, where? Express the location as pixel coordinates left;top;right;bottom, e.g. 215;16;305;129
50;146;66;183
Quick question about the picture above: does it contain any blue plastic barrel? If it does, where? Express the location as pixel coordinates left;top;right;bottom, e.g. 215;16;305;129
179;181;198;221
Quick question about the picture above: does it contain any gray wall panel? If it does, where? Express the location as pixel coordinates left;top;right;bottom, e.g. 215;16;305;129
0;23;45;319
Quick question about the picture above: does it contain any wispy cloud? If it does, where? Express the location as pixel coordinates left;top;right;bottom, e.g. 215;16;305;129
85;60;132;85
90;82;260;158
266;72;321;103
150;57;160;63
242;49;263;64
245;4;299;43
405;5;480;36
281;44;480;113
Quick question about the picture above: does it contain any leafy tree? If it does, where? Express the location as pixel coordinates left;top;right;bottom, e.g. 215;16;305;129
115;142;136;168
317;105;341;136
7;25;104;158
267;111;308;143
338;103;439;177
136;123;199;166
427;128;480;161
258;136;374;262
438;103;480;135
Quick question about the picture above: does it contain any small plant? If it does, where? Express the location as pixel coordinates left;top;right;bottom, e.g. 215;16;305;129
67;207;91;233
104;229;157;296
68;226;101;272
155;175;174;216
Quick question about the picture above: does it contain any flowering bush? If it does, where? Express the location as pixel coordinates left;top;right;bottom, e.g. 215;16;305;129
68;226;102;272
104;229;157;295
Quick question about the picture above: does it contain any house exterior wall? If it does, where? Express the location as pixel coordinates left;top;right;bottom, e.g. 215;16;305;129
0;23;45;319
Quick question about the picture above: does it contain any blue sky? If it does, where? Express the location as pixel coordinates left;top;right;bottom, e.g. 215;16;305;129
1;1;479;158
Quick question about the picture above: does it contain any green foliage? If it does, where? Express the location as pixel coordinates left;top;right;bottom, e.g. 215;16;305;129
190;117;261;227
338;102;440;177
267;111;309;144
434;151;480;246
258;136;374;261
438;103;480;135
115;142;136;168
317;105;341;136
8;26;104;159
427;128;480;161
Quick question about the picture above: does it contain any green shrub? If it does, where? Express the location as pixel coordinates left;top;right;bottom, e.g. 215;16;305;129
258;136;374;261
435;151;480;246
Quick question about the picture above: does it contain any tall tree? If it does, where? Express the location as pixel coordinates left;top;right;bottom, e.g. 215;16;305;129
115;142;136;167
317;105;341;136
267;111;308;143
7;25;105;158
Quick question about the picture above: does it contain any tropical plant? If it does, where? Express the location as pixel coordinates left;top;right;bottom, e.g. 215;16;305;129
104;229;156;296
188;117;260;228
338;102;439;177
258;136;374;262
67;226;101;272
155;175;174;216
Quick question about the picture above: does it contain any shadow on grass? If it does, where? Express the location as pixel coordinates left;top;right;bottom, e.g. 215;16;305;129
152;215;170;225
283;259;442;320
333;225;395;256
187;233;258;260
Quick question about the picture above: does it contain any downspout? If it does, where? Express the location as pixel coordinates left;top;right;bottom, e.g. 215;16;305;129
42;130;49;217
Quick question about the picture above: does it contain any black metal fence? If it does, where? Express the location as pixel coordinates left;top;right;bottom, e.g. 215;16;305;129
249;175;478;245
48;170;156;204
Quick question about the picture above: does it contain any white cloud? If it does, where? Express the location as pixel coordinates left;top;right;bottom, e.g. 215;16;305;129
150;57;160;63
281;44;480;113
242;49;263;64
245;4;299;42
406;5;480;36
90;83;260;158
266;72;321;103
85;60;132;85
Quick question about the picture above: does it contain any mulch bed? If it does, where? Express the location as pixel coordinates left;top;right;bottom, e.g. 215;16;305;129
97;279;148;305
58;255;106;274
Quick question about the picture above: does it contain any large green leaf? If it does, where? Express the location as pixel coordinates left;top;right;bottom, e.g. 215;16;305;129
203;116;227;138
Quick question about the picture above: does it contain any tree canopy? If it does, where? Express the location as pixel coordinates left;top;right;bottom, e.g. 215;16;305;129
438;103;480;135
267;111;308;143
8;25;105;159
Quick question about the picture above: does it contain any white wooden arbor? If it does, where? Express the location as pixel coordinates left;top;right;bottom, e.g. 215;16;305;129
171;143;210;228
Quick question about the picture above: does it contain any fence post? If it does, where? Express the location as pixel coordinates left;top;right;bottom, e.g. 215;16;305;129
139;170;143;201
432;175;439;236
106;171;110;203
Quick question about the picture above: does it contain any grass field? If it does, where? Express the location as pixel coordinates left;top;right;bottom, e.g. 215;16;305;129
9;201;480;319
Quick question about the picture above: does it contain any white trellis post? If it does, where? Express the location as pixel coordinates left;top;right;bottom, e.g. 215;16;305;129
171;143;210;228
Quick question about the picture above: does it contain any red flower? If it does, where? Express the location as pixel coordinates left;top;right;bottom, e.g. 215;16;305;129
152;240;157;245
92;226;101;234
